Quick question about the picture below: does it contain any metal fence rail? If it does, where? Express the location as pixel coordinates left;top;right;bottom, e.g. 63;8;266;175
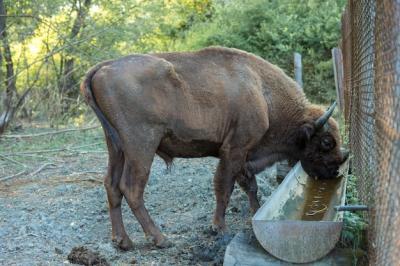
340;1;400;264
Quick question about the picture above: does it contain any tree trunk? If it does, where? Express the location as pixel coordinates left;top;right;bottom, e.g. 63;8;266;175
60;0;91;99
0;0;18;134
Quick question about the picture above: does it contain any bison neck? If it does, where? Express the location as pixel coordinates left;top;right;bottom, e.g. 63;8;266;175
247;105;311;174
247;141;302;174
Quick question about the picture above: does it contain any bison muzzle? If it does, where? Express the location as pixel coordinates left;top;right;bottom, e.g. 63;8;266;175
80;46;347;250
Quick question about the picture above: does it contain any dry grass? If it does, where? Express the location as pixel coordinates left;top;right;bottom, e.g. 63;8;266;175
0;121;107;183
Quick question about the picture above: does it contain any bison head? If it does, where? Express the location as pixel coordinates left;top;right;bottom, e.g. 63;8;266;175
295;102;349;179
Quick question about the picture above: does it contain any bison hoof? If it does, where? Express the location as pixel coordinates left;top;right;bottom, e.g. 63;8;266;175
113;236;134;251
156;237;173;249
250;202;261;214
211;223;227;234
215;232;233;246
146;234;173;249
203;225;219;236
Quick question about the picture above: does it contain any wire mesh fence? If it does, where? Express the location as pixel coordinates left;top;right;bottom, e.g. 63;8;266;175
340;1;400;264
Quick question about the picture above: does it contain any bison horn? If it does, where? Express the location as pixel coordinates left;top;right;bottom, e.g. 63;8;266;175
340;147;350;162
314;101;337;129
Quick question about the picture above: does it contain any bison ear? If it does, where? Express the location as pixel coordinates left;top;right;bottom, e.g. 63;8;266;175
295;123;315;148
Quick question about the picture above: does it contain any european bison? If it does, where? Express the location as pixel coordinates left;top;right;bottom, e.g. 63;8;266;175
80;47;347;250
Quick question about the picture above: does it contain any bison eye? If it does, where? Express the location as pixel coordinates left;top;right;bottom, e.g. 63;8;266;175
320;135;335;151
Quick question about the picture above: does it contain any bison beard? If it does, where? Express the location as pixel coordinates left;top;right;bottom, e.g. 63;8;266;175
80;46;346;250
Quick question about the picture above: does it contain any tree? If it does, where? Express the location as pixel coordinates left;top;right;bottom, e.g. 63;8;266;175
0;0;346;132
59;0;92;101
175;0;346;103
0;0;17;133
0;0;47;133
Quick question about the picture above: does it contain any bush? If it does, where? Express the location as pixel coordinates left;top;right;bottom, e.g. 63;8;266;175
175;0;346;103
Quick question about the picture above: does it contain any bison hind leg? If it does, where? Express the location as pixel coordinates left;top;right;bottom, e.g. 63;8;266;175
120;158;172;248
118;129;172;248
103;136;134;250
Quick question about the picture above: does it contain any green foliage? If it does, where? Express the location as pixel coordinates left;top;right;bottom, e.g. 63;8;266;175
341;173;368;263
2;0;215;125
1;0;345;125
175;0;346;103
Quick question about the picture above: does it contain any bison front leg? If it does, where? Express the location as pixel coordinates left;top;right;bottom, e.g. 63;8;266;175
213;148;247;232
236;171;260;214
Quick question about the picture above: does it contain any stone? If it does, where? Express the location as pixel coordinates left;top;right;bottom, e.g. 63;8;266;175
224;231;355;266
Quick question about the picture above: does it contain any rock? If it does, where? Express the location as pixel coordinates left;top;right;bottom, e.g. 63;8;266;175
224;231;356;266
55;247;63;254
191;245;217;262
229;206;239;213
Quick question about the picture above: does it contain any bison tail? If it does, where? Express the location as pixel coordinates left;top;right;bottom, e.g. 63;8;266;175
80;63;122;153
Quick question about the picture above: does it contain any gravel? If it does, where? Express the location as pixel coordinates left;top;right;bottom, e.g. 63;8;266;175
0;156;278;265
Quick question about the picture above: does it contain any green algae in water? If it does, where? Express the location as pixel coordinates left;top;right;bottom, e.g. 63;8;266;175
301;177;342;221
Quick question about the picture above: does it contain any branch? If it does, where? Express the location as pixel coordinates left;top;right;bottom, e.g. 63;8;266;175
67;170;104;176
0;169;26;182
0;15;35;18
0;163;57;182
64;176;103;184
0;154;26;167
1;125;100;138
64;170;104;184
2;148;68;155
29;163;57;177
0;148;106;156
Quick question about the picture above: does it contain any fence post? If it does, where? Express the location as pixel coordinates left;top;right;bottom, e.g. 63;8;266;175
293;52;303;89
332;48;344;113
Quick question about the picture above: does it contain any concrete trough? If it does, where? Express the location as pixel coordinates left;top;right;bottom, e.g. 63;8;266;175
252;159;349;263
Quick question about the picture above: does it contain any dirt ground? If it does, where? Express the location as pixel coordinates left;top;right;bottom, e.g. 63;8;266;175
0;125;278;265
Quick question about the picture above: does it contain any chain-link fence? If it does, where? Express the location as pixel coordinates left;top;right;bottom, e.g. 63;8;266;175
340;1;400;264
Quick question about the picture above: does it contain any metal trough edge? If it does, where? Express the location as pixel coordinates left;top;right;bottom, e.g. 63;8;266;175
252;160;349;263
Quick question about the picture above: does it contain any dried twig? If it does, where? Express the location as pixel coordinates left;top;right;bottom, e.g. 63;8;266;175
71;142;103;149
67;170;104;176
0;154;27;168
1;148;68;155
0;148;106;156
0;170;27;182
71;150;106;155
1;125;100;139
64;177;103;184
2;152;64;159
30;163;57;177
86;116;98;126
63;171;104;184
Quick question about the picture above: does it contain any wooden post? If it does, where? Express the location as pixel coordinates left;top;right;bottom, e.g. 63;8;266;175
293;52;303;89
332;48;344;113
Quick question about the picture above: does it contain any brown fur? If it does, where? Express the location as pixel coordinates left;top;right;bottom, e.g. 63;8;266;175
80;46;345;249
